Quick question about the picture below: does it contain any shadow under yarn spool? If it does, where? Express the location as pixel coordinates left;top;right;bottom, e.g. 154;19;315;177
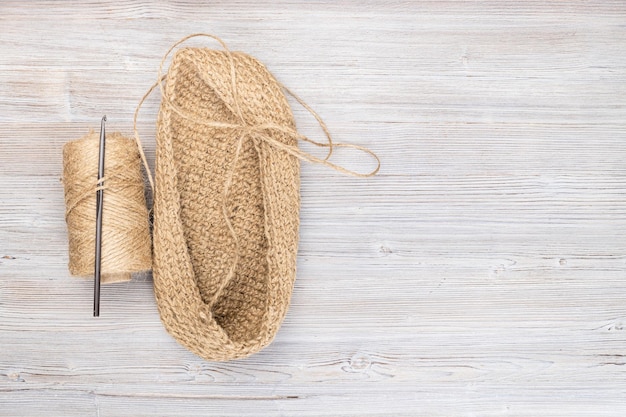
63;131;152;284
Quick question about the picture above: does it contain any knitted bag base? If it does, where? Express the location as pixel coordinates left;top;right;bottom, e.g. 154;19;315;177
153;47;300;361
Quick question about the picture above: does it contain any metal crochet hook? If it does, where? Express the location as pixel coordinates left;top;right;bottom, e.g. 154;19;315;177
94;115;106;317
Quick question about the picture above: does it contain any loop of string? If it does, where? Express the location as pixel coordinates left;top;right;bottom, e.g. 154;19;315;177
133;33;380;307
64;177;107;221
134;33;380;191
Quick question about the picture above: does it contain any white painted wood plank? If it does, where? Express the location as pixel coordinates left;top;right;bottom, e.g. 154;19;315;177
1;1;626;416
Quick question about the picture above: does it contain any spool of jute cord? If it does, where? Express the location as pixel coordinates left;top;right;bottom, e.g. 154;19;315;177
63;130;152;284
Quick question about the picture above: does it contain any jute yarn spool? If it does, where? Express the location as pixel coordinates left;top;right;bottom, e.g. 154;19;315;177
63;131;152;283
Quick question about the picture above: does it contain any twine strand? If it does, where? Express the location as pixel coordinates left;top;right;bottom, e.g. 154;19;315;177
133;33;380;194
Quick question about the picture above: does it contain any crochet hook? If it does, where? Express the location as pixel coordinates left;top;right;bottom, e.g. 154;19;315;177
94;115;106;317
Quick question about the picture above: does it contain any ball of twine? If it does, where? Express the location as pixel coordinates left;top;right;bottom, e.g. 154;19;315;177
63;131;152;283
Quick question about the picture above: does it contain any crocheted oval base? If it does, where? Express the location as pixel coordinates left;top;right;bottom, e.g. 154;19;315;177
153;47;300;361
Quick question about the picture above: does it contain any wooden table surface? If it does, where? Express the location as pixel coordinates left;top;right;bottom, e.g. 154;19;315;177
1;1;625;416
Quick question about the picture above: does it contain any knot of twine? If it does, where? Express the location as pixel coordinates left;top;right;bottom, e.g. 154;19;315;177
134;33;380;306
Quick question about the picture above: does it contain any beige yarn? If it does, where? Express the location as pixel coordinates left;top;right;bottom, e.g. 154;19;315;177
150;47;302;360
63;131;152;283
134;34;380;361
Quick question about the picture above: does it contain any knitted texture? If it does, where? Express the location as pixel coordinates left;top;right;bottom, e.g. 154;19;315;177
153;47;300;361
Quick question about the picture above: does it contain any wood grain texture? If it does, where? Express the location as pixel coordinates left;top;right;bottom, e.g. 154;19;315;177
1;1;625;416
